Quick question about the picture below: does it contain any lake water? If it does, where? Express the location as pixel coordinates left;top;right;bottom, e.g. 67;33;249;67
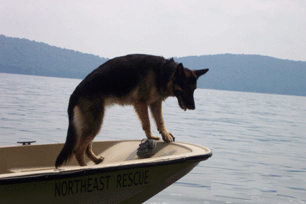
0;73;305;204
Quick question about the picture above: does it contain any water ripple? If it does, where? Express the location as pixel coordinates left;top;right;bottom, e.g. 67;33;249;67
1;73;306;204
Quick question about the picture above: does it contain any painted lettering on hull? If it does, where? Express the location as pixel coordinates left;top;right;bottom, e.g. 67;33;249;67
54;170;150;197
55;176;110;197
116;170;149;188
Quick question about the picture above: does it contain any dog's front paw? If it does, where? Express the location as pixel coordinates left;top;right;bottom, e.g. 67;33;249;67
162;132;175;143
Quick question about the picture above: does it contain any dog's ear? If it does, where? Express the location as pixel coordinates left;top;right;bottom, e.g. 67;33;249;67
174;63;186;79
194;69;209;79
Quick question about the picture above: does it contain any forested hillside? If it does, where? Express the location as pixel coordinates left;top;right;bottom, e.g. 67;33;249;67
175;55;306;96
0;35;107;78
1;35;306;96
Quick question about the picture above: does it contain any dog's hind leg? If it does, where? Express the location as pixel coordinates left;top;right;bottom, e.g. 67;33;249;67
74;143;87;166
86;142;104;164
134;101;160;140
74;136;103;166
149;100;175;142
74;101;105;166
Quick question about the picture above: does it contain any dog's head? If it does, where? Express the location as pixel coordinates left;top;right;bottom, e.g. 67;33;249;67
173;63;209;111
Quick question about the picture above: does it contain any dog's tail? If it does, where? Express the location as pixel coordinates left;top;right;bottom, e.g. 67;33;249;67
55;99;78;168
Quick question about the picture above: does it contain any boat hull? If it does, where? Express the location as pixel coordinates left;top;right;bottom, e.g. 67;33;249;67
1;161;199;203
0;140;212;203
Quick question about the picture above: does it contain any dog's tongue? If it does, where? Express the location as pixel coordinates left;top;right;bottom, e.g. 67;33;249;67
179;100;187;111
178;98;187;111
182;102;187;111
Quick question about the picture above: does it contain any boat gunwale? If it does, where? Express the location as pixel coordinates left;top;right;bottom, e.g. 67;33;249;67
0;140;212;185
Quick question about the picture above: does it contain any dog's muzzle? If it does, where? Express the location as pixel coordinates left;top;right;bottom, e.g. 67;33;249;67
178;96;195;111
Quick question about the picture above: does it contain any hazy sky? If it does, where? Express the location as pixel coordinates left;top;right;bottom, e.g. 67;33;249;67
1;0;305;61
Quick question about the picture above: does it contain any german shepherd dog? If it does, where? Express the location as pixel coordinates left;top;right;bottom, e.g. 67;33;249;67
55;54;208;168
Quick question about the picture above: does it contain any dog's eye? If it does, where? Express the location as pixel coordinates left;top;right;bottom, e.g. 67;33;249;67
175;84;183;92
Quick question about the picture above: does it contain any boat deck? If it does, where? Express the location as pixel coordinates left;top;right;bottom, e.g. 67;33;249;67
0;140;211;177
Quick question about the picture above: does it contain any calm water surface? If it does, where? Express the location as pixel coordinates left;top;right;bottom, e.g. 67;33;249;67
0;73;305;204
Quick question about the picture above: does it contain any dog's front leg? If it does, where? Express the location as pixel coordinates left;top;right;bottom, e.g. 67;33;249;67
149;100;175;143
134;101;160;140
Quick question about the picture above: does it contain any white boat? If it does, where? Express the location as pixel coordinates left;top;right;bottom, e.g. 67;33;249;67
0;140;212;203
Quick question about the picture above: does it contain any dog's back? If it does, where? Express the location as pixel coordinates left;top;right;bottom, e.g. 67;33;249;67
72;54;174;99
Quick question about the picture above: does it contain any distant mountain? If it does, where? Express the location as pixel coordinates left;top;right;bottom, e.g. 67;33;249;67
174;55;306;96
0;35;107;79
1;35;306;96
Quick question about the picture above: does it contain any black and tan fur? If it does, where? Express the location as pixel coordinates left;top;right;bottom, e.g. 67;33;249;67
55;54;208;168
